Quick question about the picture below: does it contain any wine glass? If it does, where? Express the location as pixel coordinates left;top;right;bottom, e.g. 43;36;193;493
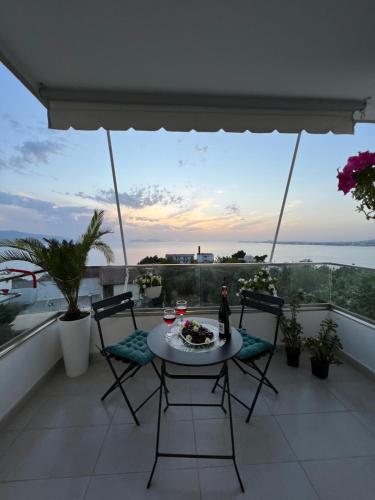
163;307;176;337
176;299;187;325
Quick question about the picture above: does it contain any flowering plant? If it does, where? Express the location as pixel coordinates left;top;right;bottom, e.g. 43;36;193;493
337;151;375;220
134;272;162;294
237;269;278;296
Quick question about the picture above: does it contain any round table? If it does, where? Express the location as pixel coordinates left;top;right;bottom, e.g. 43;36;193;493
146;317;244;492
147;316;243;366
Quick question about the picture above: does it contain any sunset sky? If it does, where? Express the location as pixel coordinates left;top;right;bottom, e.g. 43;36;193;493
1;62;374;251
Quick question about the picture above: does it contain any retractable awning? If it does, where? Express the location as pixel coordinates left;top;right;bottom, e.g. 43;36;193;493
1;0;374;134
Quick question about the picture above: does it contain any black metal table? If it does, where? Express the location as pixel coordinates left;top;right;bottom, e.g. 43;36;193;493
146;317;244;491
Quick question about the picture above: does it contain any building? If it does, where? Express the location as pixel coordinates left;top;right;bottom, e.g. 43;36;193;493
196;253;214;263
165;253;194;264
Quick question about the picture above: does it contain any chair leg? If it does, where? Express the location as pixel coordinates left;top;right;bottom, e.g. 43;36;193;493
100;363;138;401
248;359;278;394
246;352;274;424
234;357;279;395
105;357;140;426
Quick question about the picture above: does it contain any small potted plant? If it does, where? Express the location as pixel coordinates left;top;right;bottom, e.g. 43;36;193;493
135;272;162;299
238;269;278;296
306;319;343;379
280;291;304;367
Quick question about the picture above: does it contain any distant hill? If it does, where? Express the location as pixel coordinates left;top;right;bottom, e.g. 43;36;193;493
130;238;163;243
0;230;65;241
239;239;375;247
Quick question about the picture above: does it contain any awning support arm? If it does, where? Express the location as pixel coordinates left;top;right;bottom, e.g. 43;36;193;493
269;132;302;263
106;130;129;290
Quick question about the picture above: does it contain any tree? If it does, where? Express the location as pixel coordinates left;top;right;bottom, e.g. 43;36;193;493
138;255;173;264
0;210;113;321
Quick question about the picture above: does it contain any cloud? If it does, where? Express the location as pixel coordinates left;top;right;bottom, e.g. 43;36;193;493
75;185;185;209
195;145;208;154
2;114;21;131
177;159;188;167
0;191;92;221
0;139;66;171
224;203;240;215
215;189;225;195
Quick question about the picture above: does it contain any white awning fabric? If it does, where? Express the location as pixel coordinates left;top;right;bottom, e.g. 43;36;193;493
1;0;374;134
45;94;364;134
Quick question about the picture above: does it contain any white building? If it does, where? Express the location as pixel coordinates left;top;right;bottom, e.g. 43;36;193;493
166;254;194;264
196;253;214;263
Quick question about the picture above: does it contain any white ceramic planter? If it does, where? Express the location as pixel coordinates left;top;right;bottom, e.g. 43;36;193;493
144;285;162;299
58;313;91;377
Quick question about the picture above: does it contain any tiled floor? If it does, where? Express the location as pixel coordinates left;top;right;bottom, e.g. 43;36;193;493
0;352;375;499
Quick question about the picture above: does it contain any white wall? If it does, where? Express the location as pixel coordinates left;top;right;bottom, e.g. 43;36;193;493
331;309;375;374
0;321;61;422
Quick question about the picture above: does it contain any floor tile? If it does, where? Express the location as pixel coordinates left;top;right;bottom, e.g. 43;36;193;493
112;376;192;424
276;412;375;460
327;380;375;411
264;381;346;414
84;469;200;500
26;394;116;428
194;416;296;467
303;456;375;500
199;462;319;500
0;431;19;457
0;477;90;500
41;367;114;397
351;411;375;436
0;426;107;480
95;421;197;475
2;396;45;430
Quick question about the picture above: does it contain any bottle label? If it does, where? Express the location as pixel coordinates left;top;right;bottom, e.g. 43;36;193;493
219;322;225;336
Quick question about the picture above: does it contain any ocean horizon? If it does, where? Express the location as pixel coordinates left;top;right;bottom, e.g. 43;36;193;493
87;240;375;269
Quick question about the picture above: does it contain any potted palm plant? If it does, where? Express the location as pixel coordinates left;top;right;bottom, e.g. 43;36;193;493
280;291;303;367
306;319;343;379
0;210;113;377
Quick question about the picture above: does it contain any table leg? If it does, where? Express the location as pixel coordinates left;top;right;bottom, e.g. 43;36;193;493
147;360;164;488
225;361;245;492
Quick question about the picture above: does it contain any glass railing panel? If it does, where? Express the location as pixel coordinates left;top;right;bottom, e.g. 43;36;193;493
129;265;201;308
0;271;102;350
2;262;374;351
330;265;375;321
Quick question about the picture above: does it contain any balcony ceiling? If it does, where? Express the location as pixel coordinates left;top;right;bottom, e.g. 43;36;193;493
0;0;375;133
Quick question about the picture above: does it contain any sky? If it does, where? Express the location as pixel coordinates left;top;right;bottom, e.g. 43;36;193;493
1;62;374;257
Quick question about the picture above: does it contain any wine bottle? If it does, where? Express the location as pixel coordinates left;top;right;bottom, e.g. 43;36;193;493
218;285;231;340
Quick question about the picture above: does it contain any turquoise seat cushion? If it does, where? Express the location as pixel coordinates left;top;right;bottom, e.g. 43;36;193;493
105;329;153;365
236;328;274;360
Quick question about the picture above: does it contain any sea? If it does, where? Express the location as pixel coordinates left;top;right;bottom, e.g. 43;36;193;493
88;241;375;269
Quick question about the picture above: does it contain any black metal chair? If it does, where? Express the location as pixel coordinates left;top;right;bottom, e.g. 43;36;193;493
92;292;162;426
212;290;284;423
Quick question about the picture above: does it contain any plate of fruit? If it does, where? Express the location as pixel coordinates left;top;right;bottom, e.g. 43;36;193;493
179;319;215;347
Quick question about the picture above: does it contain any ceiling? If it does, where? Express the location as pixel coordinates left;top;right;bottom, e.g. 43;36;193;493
1;0;374;132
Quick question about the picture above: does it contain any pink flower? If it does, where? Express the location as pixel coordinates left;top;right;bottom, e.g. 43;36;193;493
337;151;375;194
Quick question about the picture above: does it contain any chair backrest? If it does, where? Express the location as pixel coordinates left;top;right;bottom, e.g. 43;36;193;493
92;292;137;350
239;290;285;346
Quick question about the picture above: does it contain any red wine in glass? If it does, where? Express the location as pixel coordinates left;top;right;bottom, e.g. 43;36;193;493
163;308;176;328
163;314;176;326
176;300;187;317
